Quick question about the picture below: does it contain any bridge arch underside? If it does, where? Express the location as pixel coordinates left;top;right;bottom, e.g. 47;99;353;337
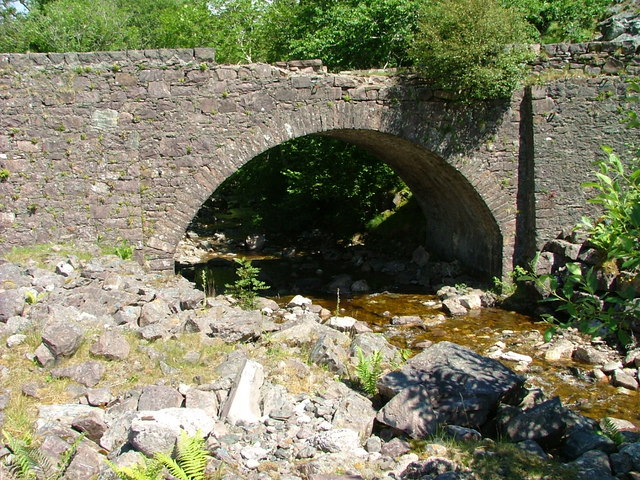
170;128;504;280
318;130;503;278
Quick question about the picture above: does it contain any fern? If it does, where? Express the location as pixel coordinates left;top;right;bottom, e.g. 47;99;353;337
601;417;625;446
156;431;209;480
355;347;383;396
2;430;83;480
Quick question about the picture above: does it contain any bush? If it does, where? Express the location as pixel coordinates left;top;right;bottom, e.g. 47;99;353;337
225;257;269;310
503;0;612;43
410;0;537;100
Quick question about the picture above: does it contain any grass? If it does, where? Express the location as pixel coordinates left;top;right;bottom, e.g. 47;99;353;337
0;327;233;436
4;243;95;268
411;436;578;480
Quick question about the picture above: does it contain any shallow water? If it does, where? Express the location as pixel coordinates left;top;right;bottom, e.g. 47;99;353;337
178;250;639;427
298;291;639;426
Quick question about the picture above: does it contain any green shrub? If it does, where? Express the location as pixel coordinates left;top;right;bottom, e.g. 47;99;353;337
0;168;9;181
518;258;637;346
579;147;640;273
224;257;269;310
504;0;612;43
410;0;537;101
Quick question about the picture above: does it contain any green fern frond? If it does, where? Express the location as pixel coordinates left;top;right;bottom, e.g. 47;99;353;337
354;347;383;396
3;430;38;479
156;431;209;480
601;417;625;446
3;430;84;480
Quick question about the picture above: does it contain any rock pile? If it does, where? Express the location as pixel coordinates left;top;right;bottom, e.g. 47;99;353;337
0;250;639;479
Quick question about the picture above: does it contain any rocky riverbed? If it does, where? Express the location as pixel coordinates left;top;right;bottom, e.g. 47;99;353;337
1;245;639;480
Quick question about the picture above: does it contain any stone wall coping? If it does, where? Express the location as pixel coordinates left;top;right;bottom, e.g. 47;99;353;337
0;39;637;74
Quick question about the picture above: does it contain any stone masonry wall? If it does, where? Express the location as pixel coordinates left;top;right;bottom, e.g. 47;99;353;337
0;46;638;278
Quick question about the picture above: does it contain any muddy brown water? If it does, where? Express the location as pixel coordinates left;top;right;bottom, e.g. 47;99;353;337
178;251;639;427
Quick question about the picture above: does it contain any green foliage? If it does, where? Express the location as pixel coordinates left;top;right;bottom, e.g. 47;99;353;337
225;257;269;310
518;258;637;346
155;430;209;480
601;417;625;446
0;168;9;181
197;266;216;299
260;0;419;70
107;456;163;480
503;0;612;43
2;430;83;480
354;347;383;396
410;0;537;101
114;239;133;260
579;147;640;273
108;431;209;480
493;265;528;296
216;136;404;240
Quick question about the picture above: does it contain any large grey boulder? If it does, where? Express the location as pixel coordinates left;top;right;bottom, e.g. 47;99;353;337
64;442;102;480
208;309;265;342
309;335;348;376
139;298;172;327
376;342;524;438
51;361;105;387
331;387;376;441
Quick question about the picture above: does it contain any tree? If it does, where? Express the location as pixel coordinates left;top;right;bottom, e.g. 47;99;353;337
503;0;612;43
260;0;420;70
410;0;537;100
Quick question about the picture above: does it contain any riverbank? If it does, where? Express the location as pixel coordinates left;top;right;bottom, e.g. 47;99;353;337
0;244;639;480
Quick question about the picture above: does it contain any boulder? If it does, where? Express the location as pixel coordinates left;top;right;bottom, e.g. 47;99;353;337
311;428;361;453
500;397;568;447
442;298;467;316
309;335;348;376
349;332;397;364
137;385;183;411
0;290;26;321
129;408;215;456
220;359;264;426
51;361;105;387
41;322;85;358
89;330;130;360
64;442;102;480
331;389;376;441
559;427;616;460
71;410;108;444
139;298;172;327
185;388;219;418
376;342;524;437
209;309;264;342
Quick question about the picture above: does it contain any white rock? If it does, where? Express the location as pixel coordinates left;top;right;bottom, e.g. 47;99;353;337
221;359;264;426
311;428;361;453
500;351;533;363
55;261;74;277
459;294;482;310
241;445;269;461
328;316;357;331
6;334;27;348
288;295;312;308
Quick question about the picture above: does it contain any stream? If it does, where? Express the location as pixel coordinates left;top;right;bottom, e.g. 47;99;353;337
177;246;639;428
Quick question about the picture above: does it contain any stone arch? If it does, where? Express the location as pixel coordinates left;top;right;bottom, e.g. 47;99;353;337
147;99;514;279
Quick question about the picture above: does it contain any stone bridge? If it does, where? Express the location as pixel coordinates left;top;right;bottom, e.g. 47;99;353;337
0;46;638;279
